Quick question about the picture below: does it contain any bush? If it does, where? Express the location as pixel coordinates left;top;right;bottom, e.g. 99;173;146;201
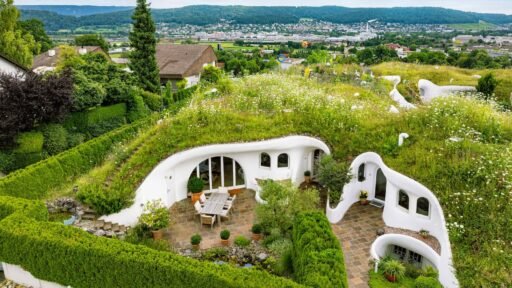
14;132;44;154
0;197;302;288
317;155;352;205
140;90;163;111
234;235;251;247
187;176;204;193
104;79;132;105
220;230;230;240
191;234;202;245
292;212;348;288
381;259;406;280
201;65;223;84
139;200;170;230
67;133;86;148
127;93;150;122
76;183;130;215
251;224;263;234
415;276;442;288
72;71;106;111
477;73;498;99
42;124;69;155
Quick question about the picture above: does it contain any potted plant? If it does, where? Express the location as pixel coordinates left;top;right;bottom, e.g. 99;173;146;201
304;170;311;183
139;200;169;240
220;229;230;246
419;229;430;239
191;234;202;250
359;190;369;205
188;176;204;203
382;259;405;283
251;224;263;241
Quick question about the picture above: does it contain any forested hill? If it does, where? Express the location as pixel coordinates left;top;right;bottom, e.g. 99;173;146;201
19;5;512;31
17;5;132;16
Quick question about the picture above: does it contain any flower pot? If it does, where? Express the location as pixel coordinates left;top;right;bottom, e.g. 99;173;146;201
221;239;229;246
192;244;200;251
304;176;311;183
191;192;202;204
385;274;397;283
360;199;369;205
252;233;262;241
152;229;164;240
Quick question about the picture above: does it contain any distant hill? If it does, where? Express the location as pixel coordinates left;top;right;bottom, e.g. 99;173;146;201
17;5;133;16
19;5;512;32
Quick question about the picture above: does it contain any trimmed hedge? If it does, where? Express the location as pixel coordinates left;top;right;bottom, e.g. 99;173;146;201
64;103;127;133
14;132;44;154
0;197;302;288
42;124;69;155
0;117;153;199
292;212;348;288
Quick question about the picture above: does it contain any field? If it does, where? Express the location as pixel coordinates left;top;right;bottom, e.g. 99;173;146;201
448;21;497;31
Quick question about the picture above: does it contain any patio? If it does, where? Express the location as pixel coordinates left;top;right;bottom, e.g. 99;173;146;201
167;189;257;249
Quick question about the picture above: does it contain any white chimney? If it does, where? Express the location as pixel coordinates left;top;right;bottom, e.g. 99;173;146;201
78;47;87;55
48;49;56;57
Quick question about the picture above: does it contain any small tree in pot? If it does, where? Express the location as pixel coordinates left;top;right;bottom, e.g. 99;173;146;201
304;170;311;183
251;223;263;241
220;229;230;246
191;234;202;250
188;176;204;203
359;190;369;205
139;200;170;240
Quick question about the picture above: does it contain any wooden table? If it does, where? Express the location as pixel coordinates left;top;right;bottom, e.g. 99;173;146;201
200;193;229;224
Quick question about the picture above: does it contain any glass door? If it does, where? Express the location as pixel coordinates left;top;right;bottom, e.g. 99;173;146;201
375;168;387;201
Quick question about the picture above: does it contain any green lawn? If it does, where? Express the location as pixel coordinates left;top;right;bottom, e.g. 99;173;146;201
448;21;497;31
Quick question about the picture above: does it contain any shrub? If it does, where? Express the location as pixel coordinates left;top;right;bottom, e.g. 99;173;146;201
103;79;132;105
191;234;202;245
139;200;170;231
220;230;230;240
477;73;498;99
415;276;442;288
187;176;204;193
234;235;251;247
317;155;352;205
76;183;130;215
127;93;150;122
201;65;223;84
140;90;163;111
251;224;263;234
292;212;348;288
304;170;311;177
42;124;69;155
203;247;228;260
381;259;406;280
14;132;44;154
72;71;106;111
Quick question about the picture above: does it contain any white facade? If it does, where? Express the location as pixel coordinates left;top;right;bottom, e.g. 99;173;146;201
326;152;458;288
101;136;330;226
419;79;476;103
2;263;66;288
0;57;25;76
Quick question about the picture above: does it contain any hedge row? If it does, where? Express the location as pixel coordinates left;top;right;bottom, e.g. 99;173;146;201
0;116;154;199
64;103;127;133
0;197;302;288
292;212;348;288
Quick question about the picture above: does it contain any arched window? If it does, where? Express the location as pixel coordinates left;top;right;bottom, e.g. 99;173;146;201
416;197;430;216
278;153;289;168
260;153;271;168
398;190;409;210
358;163;366;182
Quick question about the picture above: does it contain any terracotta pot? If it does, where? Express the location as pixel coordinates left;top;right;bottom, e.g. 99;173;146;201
192;244;200;251
191;192;202;204
152;229;164;240
360;199;369;205
304;176;311;183
385;274;397;283
229;188;242;197
221;239;229;246
252;233;262;241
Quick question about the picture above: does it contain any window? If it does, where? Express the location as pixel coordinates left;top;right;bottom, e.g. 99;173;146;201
408;251;423;265
416;197;430;216
393;245;407;261
260;153;271;167
398;190;409;210
278;153;289;168
358;163;366;182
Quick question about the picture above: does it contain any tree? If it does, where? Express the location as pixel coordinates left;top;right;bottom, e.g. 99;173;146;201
0;0;38;67
0;70;73;146
74;34;109;53
18;19;53;53
129;0;160;94
317;155;352;205
200;65;222;84
477;73;498;100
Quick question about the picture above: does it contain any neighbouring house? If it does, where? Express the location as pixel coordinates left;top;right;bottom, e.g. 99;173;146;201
156;44;217;89
0;53;27;75
32;46;107;74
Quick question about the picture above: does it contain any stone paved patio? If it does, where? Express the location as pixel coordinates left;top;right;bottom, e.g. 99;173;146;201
331;204;385;288
167;189;256;250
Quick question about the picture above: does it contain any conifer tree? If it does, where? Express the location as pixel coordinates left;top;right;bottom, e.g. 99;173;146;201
129;0;160;93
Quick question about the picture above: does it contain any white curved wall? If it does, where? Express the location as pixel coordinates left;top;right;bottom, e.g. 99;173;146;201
102;136;330;226
419;79;475;103
380;76;417;110
326;152;458;288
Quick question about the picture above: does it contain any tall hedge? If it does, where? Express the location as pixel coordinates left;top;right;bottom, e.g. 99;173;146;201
0;117;153;199
292;212;348;288
0;197;302;288
64;103;127;133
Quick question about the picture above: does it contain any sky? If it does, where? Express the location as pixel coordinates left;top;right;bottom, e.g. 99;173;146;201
15;0;512;15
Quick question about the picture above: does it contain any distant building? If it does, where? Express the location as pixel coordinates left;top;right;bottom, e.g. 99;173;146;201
0;53;27;76
156;44;217;88
32;46;107;74
384;43;411;59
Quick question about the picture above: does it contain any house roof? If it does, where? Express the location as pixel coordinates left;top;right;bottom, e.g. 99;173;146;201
32;46;105;69
0;52;28;72
156;44;217;79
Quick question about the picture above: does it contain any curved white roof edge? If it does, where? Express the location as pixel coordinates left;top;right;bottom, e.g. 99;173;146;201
419;79;476;103
101;135;330;226
380;75;417;110
326;151;459;288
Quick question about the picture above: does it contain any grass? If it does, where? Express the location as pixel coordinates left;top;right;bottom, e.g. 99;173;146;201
449;21;497;31
369;271;416;288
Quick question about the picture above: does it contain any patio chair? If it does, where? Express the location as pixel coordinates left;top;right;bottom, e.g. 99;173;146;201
224;195;236;212
200;193;208;204
200;214;216;229
194;201;203;218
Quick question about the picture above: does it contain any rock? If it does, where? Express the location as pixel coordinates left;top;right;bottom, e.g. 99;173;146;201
257;252;268;261
94;230;106;237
